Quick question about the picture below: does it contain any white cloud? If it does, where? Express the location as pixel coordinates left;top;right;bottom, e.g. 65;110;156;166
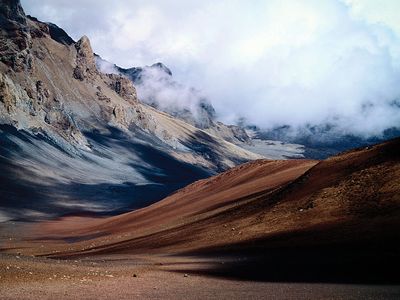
345;0;400;36
21;0;400;137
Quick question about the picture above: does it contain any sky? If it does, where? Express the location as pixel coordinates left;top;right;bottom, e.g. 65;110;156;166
21;0;400;137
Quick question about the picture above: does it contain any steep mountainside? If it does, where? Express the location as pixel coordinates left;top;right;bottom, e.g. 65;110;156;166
0;0;262;220
96;55;253;145
95;55;306;158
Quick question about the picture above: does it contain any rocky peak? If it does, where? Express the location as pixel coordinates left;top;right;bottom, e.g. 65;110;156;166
73;35;97;80
150;62;172;76
26;15;75;46
75;36;94;61
116;62;172;84
0;0;26;25
46;22;74;45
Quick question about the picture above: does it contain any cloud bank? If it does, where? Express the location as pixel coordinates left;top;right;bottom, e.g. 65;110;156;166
21;0;400;137
132;66;212;126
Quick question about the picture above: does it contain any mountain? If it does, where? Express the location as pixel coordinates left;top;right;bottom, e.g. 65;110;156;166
95;55;307;160
0;0;263;221
250;123;400;159
96;55;217;130
8;137;400;284
97;55;400;161
1;1;399;298
95;55;253;145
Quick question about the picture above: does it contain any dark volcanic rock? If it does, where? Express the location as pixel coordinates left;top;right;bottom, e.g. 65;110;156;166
27;15;75;45
47;22;74;45
0;0;32;71
0;0;26;25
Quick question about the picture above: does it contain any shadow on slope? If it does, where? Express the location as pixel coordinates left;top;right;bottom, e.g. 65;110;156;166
178;222;400;284
172;138;400;284
0;125;210;221
181;130;249;171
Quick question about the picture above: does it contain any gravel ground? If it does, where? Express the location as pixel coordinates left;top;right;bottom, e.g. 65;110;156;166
1;253;400;300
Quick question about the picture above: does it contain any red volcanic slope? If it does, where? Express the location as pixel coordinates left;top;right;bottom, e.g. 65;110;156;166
20;138;400;258
27;159;316;252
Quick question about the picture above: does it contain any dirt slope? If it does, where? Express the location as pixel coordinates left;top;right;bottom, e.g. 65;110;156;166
8;138;399;261
20;159;317;254
1;138;400;299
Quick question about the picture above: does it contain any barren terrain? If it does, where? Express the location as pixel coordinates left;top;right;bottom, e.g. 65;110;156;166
1;138;400;299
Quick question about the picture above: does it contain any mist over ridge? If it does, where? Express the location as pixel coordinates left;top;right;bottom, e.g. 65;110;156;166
21;0;400;139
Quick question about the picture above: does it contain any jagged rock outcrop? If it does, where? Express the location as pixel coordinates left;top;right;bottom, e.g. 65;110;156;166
106;74;138;105
0;73;16;113
1;0;26;24
0;0;33;72
73;35;97;81
46;22;74;45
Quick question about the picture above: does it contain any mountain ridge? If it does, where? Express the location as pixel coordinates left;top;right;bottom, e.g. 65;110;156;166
0;0;262;220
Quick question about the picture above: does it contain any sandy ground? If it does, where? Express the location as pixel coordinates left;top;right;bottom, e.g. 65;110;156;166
2;253;400;300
